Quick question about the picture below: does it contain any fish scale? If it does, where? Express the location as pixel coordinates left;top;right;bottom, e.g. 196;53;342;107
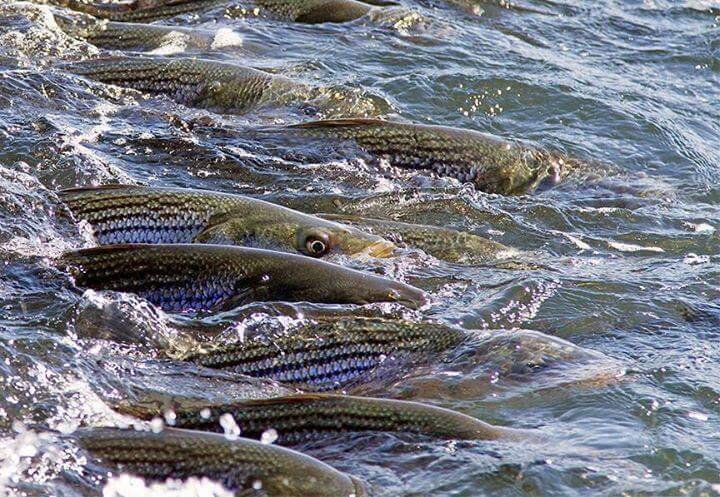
61;244;426;311
54;17;264;52
117;393;528;444
60;185;393;257
180;317;466;390
250;0;373;21
51;0;384;23
77;428;366;496
64;56;387;115
281;119;582;194
58;0;226;22
85;24;165;49
65;57;294;112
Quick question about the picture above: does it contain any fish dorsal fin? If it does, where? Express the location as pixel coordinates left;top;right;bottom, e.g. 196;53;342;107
236;394;337;408
63;244;147;258
290;118;389;129
59;184;142;194
67;55;135;65
60;244;149;271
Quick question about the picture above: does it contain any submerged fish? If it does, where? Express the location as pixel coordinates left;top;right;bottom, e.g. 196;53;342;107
117;393;529;442
179;318;622;398
387;329;627;401
260;118;585;195
64;56;301;113
60;185;394;258
232;0;397;23
54;12;266;53
63;56;383;116
48;0;397;22
447;0;554;16
178;317;465;390
48;0;226;22
61;244;427;311
77;427;366;497
318;213;511;263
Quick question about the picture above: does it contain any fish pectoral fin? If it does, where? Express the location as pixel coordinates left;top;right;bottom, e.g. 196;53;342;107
59;183;140;195
193;219;245;245
209;284;271;312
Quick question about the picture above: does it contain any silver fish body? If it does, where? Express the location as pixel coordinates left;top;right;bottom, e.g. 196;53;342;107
60;185;394;258
77;427;367;497
61;244;427;312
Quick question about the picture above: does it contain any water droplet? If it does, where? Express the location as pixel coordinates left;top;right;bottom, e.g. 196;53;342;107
260;428;278;445
220;413;241;440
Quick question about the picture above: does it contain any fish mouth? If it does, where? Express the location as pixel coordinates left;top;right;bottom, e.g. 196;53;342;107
352;240;396;259
388;286;429;310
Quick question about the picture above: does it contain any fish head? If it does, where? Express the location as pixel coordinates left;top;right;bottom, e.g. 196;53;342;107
352;275;429;309
219;214;394;259
294;222;395;259
284;257;428;308
387;284;428;309
502;148;571;194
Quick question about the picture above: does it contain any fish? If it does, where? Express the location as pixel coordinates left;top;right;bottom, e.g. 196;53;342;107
48;0;399;23
53;13;267;53
177;317;465;390
317;213;511;263
60;244;427;311
261;118;584;195
386;329;627;402
178;316;622;401
76;427;367;497
63;56;305;114
63;56;386;117
48;0;227;22
231;0;378;23
59;185;395;259
116;393;529;442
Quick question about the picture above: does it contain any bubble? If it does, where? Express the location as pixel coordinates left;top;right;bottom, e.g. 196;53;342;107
260;428;278;445
219;413;240;440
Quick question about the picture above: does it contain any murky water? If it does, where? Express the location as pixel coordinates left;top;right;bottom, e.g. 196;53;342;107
0;0;719;495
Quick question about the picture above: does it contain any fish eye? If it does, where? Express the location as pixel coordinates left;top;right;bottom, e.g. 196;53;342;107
304;234;331;257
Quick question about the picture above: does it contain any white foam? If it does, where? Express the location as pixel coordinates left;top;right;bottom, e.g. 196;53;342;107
495;247;521;259
103;474;234;497
687;411;709;422
683;253;710;265
684;222;715;234
564;233;592;251
211;28;244;49
148;32;188;56
606;240;664;253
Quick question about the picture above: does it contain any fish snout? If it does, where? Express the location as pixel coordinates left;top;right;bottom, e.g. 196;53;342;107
386;282;428;309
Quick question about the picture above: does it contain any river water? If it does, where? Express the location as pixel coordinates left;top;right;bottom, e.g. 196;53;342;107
0;0;719;496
